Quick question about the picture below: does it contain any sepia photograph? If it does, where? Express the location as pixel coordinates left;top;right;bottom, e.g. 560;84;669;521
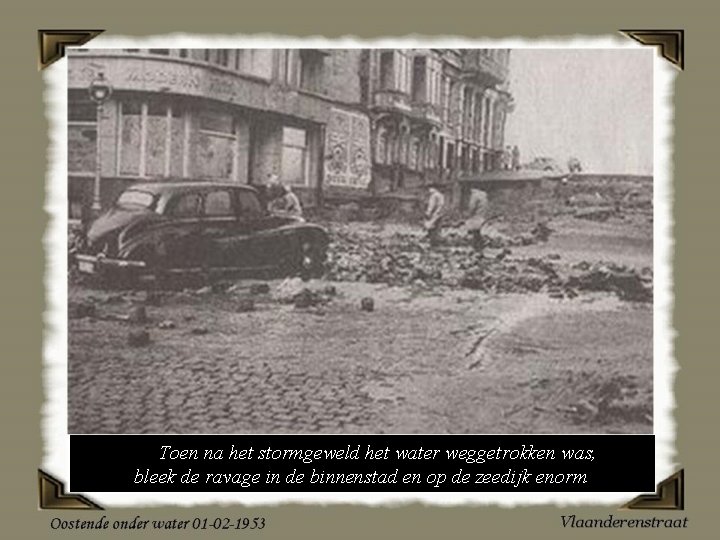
65;46;654;436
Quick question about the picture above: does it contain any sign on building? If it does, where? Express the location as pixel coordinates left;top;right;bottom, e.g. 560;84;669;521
325;108;371;188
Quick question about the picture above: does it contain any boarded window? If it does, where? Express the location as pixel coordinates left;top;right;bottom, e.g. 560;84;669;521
198;111;235;180
68;96;97;173
281;127;308;186
120;102;142;176
145;102;168;177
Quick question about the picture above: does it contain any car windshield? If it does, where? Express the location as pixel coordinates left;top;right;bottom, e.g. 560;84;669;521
116;190;156;210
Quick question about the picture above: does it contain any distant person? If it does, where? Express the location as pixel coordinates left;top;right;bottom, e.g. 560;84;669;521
424;184;446;246
512;145;521;170
464;188;488;249
269;184;304;219
504;146;513;170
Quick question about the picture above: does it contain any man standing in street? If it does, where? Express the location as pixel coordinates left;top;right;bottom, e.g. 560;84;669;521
464;188;488;250
424;184;446;247
512;145;521;170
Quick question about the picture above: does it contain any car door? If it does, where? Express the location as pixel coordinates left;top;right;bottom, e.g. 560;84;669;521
200;188;243;268
210;189;275;270
236;189;299;268
160;191;205;268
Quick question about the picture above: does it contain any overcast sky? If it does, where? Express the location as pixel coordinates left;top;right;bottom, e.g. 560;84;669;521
504;49;654;175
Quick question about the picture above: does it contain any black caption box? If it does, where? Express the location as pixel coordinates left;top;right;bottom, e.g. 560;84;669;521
70;434;654;492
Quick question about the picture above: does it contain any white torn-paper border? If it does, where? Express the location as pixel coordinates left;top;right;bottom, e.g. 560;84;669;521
43;33;676;508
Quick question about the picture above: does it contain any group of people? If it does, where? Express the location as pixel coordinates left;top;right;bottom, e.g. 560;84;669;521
502;145;522;171
423;183;488;248
262;171;488;249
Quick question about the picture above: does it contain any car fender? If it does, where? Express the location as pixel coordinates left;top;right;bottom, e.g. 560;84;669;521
118;220;193;260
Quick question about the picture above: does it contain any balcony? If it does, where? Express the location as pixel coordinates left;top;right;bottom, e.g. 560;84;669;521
372;89;412;113
410;102;442;126
461;51;508;86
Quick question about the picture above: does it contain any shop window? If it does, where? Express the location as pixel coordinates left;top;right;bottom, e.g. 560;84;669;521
119;101;142;176
380;52;394;90
198;111;235;180
299;50;325;93
68;96;97;173
178;49;188;58
204;190;233;217
119;100;186;178
149;49;170;56
169;108;184;178
412;56;427;103
281;127;308;186
145;102;168;177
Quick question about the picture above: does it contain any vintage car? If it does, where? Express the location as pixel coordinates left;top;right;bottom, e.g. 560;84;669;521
73;182;329;282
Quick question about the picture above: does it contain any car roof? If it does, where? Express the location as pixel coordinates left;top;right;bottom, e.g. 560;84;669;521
125;181;259;196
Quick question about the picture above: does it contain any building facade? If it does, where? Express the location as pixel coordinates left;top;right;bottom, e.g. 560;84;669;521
362;49;513;195
67;48;512;221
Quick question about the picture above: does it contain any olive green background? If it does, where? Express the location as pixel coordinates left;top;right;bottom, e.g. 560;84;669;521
1;1;717;538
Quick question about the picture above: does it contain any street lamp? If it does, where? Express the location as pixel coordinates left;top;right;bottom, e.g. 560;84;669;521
88;72;112;215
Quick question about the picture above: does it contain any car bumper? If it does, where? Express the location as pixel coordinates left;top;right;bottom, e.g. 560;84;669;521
75;254;146;275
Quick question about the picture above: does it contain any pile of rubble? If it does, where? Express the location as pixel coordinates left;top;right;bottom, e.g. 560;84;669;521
325;227;653;302
566;262;653;302
560;372;652;426
325;229;455;286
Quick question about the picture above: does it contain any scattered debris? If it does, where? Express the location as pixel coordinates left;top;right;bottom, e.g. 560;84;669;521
293;289;324;309
127;330;150;347
561;373;651;426
567;263;652;302
361;297;375;312
236;298;255;312
250;283;270;295
158;320;176;329
323;285;337;297
142;291;162;306
128;306;148;324
190;327;209;335
69;302;96;319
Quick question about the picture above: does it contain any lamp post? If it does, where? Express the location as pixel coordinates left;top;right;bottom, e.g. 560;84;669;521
88;72;112;216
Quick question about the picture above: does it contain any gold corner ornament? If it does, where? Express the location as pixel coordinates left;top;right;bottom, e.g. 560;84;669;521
37;30;104;70
620;29;685;70
38;470;104;510
622;469;685;510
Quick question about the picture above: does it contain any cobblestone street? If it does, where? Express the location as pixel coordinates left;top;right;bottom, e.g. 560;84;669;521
68;280;652;435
